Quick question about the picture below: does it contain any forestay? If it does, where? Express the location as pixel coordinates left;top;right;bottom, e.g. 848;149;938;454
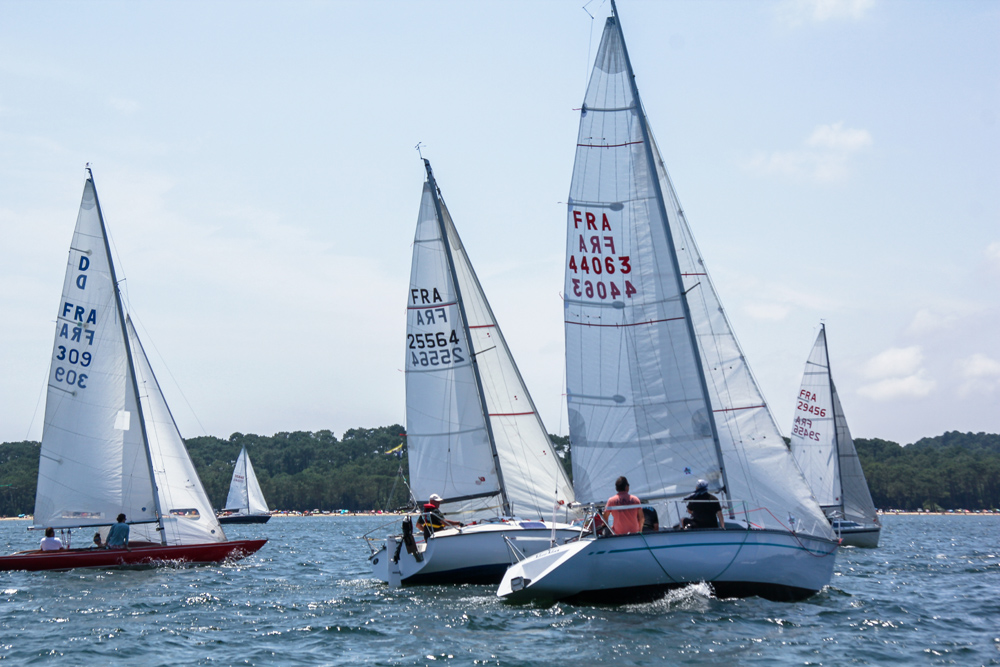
406;164;574;521
565;16;832;538
225;447;269;516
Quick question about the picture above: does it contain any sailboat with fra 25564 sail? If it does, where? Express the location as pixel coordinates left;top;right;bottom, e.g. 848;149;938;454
0;170;265;571
367;159;580;586
498;1;838;603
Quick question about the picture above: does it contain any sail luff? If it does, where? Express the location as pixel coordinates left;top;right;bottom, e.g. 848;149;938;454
244;446;250;511
90;171;167;543
821;324;846;516
423;159;511;516
608;3;729;498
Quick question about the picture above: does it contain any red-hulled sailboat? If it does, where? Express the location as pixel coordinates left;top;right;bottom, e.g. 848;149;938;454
0;170;265;571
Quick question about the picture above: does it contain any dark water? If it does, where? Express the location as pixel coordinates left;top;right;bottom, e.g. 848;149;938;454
1;515;996;666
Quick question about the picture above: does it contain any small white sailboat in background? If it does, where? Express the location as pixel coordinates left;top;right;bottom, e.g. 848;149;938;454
0;170;265;571
219;446;271;524
368;159;580;585
498;1;837;604
791;324;881;547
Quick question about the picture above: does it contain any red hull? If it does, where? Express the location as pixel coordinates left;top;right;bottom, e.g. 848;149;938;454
0;539;267;572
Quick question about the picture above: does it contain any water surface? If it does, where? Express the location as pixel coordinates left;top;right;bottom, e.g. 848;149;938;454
1;515;996;665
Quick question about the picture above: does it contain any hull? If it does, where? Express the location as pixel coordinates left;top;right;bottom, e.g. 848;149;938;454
498;528;838;604
836;525;881;548
219;514;271;525
371;521;581;586
0;539;267;572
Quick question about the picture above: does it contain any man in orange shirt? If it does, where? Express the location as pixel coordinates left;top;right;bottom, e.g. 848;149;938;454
603;476;643;535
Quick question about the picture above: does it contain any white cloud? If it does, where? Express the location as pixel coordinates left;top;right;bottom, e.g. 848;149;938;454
857;345;935;400
857;373;935;400
777;0;875;26
862;346;923;379
956;353;1000;397
806;122;873;151
744;122;872;183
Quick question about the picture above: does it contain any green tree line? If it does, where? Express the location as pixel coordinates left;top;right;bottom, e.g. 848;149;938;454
1;428;997;516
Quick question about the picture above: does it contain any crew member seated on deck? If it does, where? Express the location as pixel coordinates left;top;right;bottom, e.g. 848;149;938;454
682;480;725;530
415;494;463;540
39;527;64;551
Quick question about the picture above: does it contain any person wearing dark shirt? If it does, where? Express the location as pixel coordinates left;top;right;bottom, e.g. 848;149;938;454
642;506;659;533
682;480;725;530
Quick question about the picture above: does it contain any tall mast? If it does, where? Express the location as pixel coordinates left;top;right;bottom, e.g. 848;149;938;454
89;168;167;544
244;448;250;512
608;0;732;501
422;158;511;516
820;323;845;516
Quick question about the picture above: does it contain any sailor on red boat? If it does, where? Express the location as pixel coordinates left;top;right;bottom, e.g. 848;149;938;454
39;527;64;551
106;514;130;549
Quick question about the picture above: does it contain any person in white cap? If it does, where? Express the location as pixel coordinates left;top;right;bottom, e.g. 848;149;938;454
416;493;464;539
682;480;725;530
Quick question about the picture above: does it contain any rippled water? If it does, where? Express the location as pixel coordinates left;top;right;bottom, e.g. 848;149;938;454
1;515;996;665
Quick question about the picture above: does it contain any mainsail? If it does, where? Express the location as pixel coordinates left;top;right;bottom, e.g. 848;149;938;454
564;14;831;538
224;447;269;516
405;160;575;521
791;325;878;526
33;172;224;546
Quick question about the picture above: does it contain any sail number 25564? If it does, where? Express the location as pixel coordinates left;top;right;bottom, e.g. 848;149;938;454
408;330;465;368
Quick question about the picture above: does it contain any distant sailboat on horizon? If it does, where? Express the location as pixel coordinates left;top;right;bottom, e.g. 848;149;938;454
790;323;881;548
219;446;271;524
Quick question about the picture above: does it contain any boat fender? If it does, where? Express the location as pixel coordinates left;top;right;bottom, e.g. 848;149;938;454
401;516;422;562
391;537;403;564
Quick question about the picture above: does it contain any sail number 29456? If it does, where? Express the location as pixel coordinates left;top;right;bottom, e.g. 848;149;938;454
408;330;465;368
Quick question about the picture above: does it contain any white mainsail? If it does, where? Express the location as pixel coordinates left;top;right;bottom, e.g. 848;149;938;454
406;160;575;521
564;13;831;539
224;446;269;516
33;172;224;546
791;325;878;527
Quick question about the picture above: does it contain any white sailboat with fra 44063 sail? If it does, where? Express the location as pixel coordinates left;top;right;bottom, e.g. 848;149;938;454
498;2;838;604
0;170;265;571
367;159;580;586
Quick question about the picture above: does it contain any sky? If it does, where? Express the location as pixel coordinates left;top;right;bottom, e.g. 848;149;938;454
0;0;997;447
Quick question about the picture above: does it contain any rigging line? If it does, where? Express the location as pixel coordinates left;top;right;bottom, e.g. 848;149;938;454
577;140;644;149
128;309;208;436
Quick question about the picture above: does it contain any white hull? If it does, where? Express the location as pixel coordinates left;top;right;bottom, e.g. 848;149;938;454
498;528;838;603
371;521;581;586
836;525;881;548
